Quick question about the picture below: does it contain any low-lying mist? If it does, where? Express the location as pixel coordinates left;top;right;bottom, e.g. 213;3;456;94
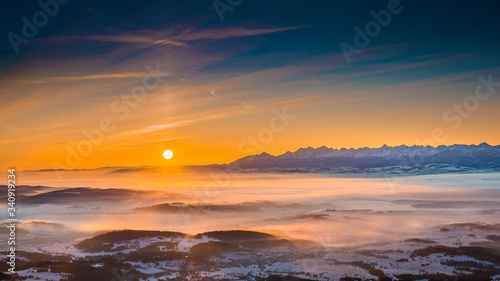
3;169;500;249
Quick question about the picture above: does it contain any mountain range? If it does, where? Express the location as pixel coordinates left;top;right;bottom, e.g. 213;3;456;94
225;143;500;175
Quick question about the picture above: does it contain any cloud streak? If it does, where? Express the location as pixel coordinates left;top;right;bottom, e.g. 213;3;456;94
47;26;305;47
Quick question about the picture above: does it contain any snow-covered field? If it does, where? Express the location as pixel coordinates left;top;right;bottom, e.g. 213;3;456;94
2;222;499;280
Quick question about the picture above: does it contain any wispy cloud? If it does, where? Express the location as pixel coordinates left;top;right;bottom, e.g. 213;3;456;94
47;26;305;47
209;88;253;108
16;72;155;84
209;89;219;97
118;123;180;136
50;34;187;47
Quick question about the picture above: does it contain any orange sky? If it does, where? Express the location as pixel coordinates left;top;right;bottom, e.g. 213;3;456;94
1;29;499;172
2;65;499;172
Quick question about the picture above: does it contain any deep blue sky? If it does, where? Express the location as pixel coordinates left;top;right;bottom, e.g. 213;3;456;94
1;0;499;69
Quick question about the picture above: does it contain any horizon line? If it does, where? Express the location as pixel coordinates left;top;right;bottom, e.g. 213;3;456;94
20;141;499;173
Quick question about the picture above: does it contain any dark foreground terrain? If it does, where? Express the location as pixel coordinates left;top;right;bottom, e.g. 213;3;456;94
2;223;500;281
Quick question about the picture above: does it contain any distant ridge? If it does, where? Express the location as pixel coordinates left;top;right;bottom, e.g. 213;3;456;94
227;143;500;175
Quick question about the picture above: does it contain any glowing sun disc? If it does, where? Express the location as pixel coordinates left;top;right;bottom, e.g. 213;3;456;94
163;150;173;159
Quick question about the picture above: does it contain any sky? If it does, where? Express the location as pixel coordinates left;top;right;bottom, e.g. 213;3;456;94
0;0;499;170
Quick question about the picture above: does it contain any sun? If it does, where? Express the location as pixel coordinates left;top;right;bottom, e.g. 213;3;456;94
163;150;173;159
